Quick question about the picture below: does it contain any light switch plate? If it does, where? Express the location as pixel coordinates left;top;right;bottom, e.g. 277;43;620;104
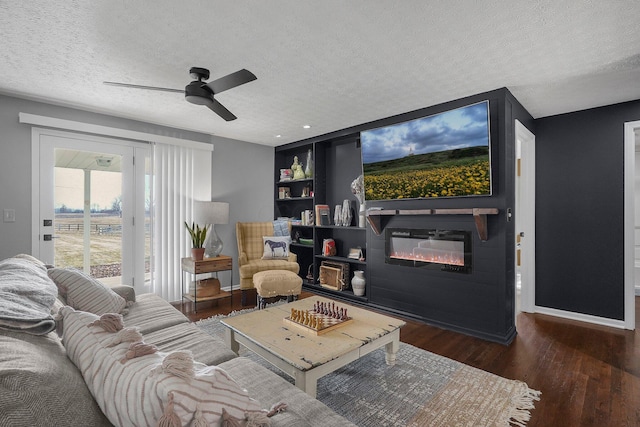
3;209;15;223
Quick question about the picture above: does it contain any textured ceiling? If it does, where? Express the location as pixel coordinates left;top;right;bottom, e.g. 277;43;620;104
1;1;639;147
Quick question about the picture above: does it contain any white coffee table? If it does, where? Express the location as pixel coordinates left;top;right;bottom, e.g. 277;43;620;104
221;296;406;398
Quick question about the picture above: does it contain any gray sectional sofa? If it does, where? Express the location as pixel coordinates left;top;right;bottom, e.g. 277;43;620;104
0;255;354;427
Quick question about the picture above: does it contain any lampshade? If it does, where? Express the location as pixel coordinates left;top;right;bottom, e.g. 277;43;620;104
194;201;229;258
194;201;229;225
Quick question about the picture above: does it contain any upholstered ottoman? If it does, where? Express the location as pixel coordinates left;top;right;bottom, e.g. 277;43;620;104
253;270;303;309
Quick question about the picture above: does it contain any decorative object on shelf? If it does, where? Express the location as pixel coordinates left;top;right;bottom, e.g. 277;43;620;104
321;260;349;290
306;265;314;281
301;185;310;197
291;156;305;180
322;238;336;256
319;265;342;290
280;168;293;181
301;209;314;225
194;201;229;258
315;204;331;225
341;199;352;226
334;205;342;226
298;238;313;245
305;149;313;178
184;221;208;260
188;278;221;299
278;186;291;199
348;247;364;261
351;174;366;228
351;270;366;296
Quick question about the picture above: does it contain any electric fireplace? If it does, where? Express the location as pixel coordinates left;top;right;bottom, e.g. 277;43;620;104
385;228;472;273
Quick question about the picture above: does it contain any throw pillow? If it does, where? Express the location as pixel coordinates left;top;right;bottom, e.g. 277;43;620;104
59;307;271;426
47;268;127;315
262;236;291;260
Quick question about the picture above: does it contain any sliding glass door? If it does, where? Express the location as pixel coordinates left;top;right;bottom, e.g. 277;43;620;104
36;130;150;291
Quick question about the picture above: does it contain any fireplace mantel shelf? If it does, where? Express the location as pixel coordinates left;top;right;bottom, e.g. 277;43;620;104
366;208;499;241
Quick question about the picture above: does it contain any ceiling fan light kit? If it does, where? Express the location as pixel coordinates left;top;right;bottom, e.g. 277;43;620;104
104;67;256;121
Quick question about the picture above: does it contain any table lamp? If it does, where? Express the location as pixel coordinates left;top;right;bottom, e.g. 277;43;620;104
195;201;229;258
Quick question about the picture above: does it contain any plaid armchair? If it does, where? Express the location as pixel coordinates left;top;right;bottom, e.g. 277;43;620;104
236;222;299;304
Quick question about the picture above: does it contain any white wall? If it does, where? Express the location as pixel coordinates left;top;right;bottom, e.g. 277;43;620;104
635;148;640;290
0;94;274;286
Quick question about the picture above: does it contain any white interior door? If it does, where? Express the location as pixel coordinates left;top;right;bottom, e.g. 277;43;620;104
635;148;640;291
515;120;536;314
33;129;149;290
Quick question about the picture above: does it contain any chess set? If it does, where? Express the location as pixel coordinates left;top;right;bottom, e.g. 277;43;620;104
283;301;353;335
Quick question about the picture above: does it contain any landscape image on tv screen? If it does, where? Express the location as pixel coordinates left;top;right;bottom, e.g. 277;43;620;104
361;101;491;201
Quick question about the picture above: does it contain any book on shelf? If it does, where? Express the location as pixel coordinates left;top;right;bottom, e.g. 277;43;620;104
315;204;331;226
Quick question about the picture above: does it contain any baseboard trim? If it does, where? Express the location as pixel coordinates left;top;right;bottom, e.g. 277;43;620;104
534;306;628;330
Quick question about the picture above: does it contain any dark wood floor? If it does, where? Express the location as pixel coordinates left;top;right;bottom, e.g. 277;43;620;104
177;290;640;427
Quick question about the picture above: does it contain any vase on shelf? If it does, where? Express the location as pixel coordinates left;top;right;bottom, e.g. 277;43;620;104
334;205;342;226
351;270;366;296
358;201;366;228
305;149;313;178
342;199;352;226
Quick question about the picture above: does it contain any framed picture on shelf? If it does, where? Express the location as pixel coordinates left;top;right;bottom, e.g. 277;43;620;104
278;187;291;199
348;247;364;261
315;204;331;225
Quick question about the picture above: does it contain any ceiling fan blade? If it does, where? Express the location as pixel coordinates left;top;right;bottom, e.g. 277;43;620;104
204;98;237;121
103;81;183;93
205;69;256;94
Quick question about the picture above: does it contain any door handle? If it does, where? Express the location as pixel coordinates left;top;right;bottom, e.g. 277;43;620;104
43;234;60;241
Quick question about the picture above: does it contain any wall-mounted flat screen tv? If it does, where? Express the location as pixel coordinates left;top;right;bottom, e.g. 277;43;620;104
361;101;492;201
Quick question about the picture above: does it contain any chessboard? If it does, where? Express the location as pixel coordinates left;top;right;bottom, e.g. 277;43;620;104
283;301;353;336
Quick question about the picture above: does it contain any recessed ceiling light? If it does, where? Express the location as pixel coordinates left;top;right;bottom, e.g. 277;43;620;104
275;134;282;138
303;125;311;129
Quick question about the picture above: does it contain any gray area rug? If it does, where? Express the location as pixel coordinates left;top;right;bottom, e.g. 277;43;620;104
196;307;540;427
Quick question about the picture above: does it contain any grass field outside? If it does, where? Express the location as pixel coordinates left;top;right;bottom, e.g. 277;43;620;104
55;213;150;278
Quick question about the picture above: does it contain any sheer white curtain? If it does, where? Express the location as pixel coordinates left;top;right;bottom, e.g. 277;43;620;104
149;142;212;301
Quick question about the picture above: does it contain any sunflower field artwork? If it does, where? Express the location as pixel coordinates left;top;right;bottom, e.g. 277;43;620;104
361;101;492;201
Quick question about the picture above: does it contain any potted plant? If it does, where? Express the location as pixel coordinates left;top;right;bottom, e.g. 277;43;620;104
185;221;208;260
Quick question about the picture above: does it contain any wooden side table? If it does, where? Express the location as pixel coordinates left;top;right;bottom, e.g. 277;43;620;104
181;255;233;312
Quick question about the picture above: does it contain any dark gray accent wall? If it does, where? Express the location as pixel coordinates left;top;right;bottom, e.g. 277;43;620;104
279;88;534;344
534;100;640;320
364;89;533;344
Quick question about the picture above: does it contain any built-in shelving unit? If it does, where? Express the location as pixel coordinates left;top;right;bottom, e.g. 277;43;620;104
274;134;367;301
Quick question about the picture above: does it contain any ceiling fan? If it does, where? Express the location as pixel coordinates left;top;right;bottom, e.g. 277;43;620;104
104;67;256;121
